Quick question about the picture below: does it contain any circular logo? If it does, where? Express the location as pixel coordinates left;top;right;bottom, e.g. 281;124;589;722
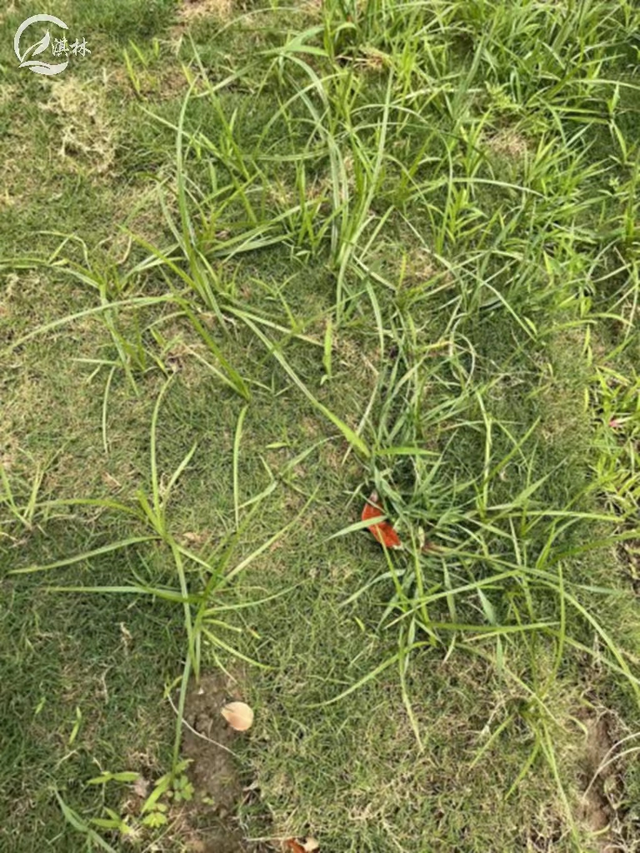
14;14;69;76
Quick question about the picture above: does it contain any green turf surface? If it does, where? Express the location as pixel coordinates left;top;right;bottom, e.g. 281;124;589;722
2;1;640;850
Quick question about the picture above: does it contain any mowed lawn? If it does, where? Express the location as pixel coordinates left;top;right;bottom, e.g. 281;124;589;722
2;1;640;851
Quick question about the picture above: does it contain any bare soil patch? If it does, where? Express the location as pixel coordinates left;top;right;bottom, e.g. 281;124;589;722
578;712;617;853
182;673;261;853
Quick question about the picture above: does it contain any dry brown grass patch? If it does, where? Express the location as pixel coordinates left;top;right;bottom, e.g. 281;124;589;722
177;0;235;25
40;78;116;175
486;128;530;162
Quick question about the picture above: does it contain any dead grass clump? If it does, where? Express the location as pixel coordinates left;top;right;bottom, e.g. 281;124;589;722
177;0;234;26
41;78;116;175
486;128;530;162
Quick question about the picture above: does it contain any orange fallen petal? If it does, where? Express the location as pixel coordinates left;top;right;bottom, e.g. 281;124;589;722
362;491;402;549
283;840;319;853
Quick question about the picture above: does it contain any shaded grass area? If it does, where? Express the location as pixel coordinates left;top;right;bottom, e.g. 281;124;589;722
2;0;640;851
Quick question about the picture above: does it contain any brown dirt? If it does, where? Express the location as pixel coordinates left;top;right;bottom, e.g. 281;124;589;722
181;673;260;853
577;712;617;853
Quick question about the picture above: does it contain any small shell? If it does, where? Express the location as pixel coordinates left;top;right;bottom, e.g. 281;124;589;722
221;701;254;731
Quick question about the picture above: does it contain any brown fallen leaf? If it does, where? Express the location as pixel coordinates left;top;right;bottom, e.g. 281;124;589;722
221;701;254;732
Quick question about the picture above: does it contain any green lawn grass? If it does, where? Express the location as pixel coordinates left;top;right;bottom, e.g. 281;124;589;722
2;1;640;851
